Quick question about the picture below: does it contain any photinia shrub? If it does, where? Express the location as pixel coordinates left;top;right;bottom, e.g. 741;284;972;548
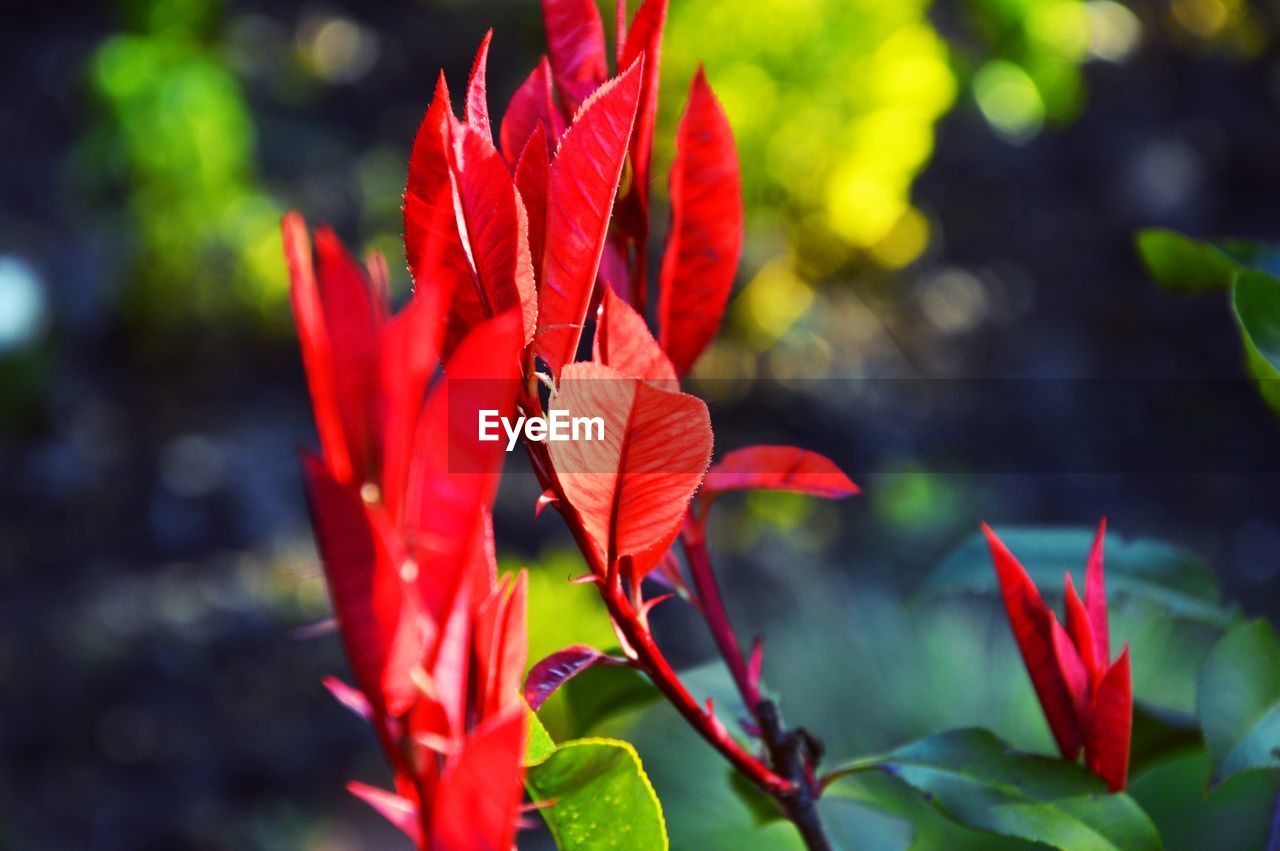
278;3;1280;848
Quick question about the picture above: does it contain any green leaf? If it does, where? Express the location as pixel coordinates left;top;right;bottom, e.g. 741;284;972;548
1196;619;1280;786
1130;701;1201;775
527;737;669;850
922;527;1236;628
526;705;558;766
1233;270;1280;410
1136;229;1242;293
826;729;1162;850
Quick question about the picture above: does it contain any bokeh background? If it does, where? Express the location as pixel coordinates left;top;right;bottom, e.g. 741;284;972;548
4;0;1280;847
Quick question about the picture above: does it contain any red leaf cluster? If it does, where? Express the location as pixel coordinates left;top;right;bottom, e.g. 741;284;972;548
287;2;860;843
983;520;1133;791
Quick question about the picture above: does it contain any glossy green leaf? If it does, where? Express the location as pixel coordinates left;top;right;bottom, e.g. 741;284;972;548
1136;229;1242;293
526;705;557;765
1196;619;1280;786
922;527;1236;627
827;729;1162;850
527;737;668;850
1233;270;1280;410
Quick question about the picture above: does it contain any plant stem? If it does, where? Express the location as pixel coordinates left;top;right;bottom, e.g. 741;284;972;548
681;521;760;714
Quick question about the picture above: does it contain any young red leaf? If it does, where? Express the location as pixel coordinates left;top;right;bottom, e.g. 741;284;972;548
699;445;858;509
404;76;477;351
474;571;530;719
322;675;373;721
1086;647;1132;792
524;644;628;710
465;29;493;140
658;68;743;376
448;123;538;349
983;523;1084;760
537;63;643;377
1063;573;1100;683
618;0;668;206
301;455;412;714
1084;518;1110;663
514;125;551;275
541;0;608;110
593;287;679;390
548;362;712;573
499;57;564;166
1051;615;1091;731
284;213;352;482
403;312;524;614
431;710;527;851
348;781;422;845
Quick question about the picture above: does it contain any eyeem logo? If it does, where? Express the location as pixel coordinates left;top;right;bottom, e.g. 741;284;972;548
478;409;605;451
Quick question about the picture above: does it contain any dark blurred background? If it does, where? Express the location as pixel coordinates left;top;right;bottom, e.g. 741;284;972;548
3;0;1280;847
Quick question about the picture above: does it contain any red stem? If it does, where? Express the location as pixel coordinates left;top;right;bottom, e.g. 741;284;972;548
681;517;761;714
519;422;792;796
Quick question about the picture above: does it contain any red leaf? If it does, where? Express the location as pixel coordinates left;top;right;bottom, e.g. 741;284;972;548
302;456;412;714
1086;647;1132;792
1063;573;1100;683
449;123;538;349
548;362;712;573
1052;615;1090;730
1084;518;1110;662
515;125;551;276
474;571;529;719
376;292;443;524
322;675;372;721
524;644;627;710
402;312;523;615
541;0;608;110
431;710;527;851
619;0;668;205
699;446;858;508
983;523;1083;760
658;68;743;375
499;57;564;166
348;782;422;845
465;30;493;141
404;76;476;351
593;287;679;390
537;63;643;377
284;213;351;482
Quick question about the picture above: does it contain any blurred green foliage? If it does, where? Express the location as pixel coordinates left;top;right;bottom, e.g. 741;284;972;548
88;0;284;326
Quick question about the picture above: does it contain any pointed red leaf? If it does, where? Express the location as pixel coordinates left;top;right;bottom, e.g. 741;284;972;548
403;312;523;614
548;362;712;573
348;782;422;845
475;571;529;718
615;0;629;63
465;30;493;140
983;523;1084;760
1063;573;1100;683
449;123;538;349
618;0;668;204
541;0;608;110
322;675;373;721
1052;615;1090;729
404;76;476;350
658;68;743;375
302;455;410;714
537;63;642;377
515;125;551;275
431;710;527;851
284;213;352;482
1086;647;1132;792
534;488;557;518
699;446;858;509
500;57;564;166
524;644;628;710
593;287;679;389
1085;518;1110;662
